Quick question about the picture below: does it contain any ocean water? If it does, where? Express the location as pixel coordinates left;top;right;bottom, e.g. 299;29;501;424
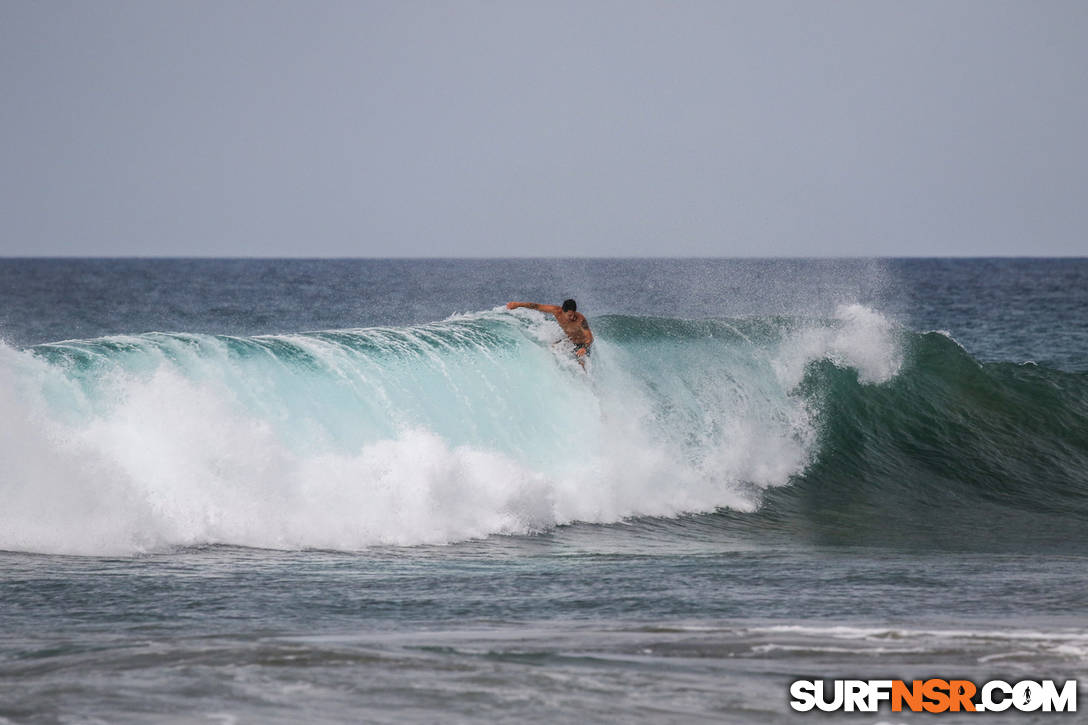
0;258;1085;723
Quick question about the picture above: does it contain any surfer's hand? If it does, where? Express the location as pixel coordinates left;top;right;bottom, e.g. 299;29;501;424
506;302;518;310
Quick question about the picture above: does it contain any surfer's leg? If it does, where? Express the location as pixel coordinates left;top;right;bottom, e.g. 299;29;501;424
575;346;588;369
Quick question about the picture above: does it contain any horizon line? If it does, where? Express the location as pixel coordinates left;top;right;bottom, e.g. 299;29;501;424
2;254;1087;261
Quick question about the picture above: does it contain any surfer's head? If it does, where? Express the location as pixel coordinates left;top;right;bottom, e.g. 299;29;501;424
561;299;578;321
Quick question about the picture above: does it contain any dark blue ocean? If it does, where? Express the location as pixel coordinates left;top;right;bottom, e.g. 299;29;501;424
0;258;1085;723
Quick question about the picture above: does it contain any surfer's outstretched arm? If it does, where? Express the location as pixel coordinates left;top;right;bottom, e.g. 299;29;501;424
506;301;562;315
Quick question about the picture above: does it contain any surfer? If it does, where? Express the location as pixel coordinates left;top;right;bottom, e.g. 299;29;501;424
506;298;594;364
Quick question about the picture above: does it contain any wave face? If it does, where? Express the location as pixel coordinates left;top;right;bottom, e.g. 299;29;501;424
2;304;1085;555
744;329;1088;551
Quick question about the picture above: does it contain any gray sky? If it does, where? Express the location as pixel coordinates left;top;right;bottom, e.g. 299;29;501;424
1;0;1086;257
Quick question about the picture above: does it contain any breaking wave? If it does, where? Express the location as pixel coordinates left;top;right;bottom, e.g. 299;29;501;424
2;303;1083;555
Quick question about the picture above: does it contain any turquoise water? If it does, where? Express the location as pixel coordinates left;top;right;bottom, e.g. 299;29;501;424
0;258;1085;722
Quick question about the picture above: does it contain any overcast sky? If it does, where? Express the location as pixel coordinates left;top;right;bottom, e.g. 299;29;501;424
1;1;1086;257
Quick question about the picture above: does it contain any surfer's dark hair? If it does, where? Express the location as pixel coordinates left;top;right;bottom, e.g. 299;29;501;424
562;299;577;312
